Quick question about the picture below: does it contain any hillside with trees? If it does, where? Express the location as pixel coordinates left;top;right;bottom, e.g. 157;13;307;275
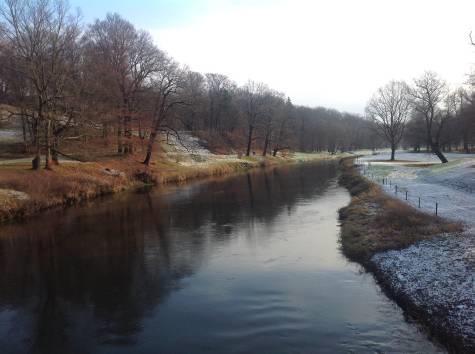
0;0;378;170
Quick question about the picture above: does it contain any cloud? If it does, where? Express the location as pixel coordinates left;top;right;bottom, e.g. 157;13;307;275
151;0;475;113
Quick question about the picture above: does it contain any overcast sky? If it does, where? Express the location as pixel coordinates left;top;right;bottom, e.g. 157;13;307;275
75;0;475;113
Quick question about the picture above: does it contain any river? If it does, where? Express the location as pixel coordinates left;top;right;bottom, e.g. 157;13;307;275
0;161;445;353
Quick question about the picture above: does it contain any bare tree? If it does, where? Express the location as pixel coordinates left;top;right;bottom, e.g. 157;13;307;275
366;81;411;161
143;54;185;166
410;71;449;163
179;70;205;131
272;97;294;156
238;81;269;156
259;90;284;156
0;0;81;169
84;13;160;154
205;73;235;132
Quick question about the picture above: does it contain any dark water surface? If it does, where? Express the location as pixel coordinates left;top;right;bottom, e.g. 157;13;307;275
0;162;445;354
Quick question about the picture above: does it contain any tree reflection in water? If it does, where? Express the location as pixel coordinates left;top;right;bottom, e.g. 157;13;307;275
0;162;337;354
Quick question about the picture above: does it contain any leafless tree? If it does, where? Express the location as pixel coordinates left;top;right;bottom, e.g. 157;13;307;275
143;54;186;166
205;73;235;132
0;0;81;169
271;97;294;156
366;81;411;161
238;81;269;156
410;71;449;163
84;13;160;154
259;90;284;156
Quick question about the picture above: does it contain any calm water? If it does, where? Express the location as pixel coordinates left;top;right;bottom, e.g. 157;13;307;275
0;162;445;354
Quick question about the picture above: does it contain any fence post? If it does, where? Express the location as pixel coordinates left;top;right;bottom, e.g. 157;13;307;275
395;185;398;194
435;202;438;216
405;191;408;200
418;197;421;208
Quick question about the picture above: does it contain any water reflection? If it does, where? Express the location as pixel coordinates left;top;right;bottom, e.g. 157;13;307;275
0;163;338;354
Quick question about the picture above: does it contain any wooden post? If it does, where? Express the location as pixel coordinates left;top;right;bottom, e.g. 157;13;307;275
418;197;421;208
435;202;438;216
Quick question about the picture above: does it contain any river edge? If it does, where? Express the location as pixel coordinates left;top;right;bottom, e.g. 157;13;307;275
0;152;347;225
337;157;472;353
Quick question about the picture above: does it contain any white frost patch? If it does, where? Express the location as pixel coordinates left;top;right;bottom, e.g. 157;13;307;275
163;131;224;166
165;131;211;156
360;150;475;349
0;189;29;201
372;234;475;348
359;151;475;230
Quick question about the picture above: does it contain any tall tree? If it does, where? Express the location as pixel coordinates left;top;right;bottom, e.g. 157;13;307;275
411;71;449;163
0;0;81;169
238;81;268;156
143;54;185;166
84;13;159;154
366;81;411;161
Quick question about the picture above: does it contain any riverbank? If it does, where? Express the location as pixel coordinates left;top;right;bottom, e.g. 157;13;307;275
338;157;473;352
0;150;345;223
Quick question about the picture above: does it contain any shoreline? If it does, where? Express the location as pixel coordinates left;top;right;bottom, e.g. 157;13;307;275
337;157;472;353
0;152;344;225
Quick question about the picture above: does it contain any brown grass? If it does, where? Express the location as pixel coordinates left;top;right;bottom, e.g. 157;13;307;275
338;158;462;263
0;151;292;223
0;162;134;222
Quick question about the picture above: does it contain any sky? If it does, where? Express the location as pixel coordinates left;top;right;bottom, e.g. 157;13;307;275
73;0;475;114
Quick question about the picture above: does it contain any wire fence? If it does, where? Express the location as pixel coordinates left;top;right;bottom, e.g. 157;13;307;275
352;157;461;216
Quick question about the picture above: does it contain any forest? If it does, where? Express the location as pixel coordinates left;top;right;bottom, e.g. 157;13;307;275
0;0;474;170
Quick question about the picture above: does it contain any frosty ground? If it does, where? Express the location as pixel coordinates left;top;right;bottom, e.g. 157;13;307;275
359;150;475;351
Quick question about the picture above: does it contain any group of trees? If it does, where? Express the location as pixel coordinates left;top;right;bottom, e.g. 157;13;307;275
366;71;475;162
0;0;377;170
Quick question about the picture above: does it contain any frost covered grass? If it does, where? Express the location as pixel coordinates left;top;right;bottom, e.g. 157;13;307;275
372;234;475;352
338;158;461;263
341;153;475;352
359;150;475;229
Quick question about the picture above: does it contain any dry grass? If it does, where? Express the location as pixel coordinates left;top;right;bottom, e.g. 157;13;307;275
338;158;463;263
0;162;134;222
0;151;286;223
0;138;344;223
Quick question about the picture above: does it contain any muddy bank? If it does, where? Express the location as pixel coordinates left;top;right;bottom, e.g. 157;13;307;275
338;157;473;353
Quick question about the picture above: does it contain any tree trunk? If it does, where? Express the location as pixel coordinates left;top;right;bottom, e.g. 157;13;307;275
44;119;52;170
21;114;28;153
463;133;469;153
117;116;123;154
32;118;41;170
246;125;254;156
52;135;59;165
124;114;133;154
390;144;395;161
432;144;448;163
262;132;270;156
143;108;163;165
143;129;158;166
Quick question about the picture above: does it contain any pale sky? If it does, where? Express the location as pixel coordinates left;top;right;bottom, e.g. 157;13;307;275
76;0;475;113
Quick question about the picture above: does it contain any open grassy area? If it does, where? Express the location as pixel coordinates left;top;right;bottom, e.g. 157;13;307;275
338;158;462;264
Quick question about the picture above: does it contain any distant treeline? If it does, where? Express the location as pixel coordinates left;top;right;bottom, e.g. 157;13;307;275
0;0;379;169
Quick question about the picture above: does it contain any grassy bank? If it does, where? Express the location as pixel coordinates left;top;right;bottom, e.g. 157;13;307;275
338;157;469;352
338;157;462;264
0;151;343;223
